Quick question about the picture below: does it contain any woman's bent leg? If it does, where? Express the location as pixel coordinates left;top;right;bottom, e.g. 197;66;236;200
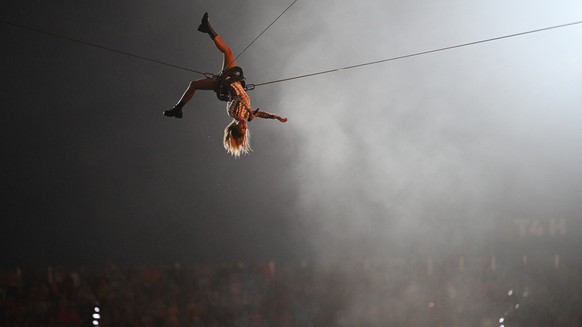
178;78;216;103
164;78;216;118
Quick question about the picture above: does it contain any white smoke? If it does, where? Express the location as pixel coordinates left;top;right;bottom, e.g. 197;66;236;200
247;0;582;260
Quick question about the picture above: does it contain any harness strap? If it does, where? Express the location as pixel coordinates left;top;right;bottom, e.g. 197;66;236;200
214;66;246;101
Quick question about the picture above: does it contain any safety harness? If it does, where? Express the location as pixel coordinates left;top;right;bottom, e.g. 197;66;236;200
213;66;246;102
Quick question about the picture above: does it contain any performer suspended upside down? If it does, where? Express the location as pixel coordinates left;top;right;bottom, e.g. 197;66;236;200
164;13;287;157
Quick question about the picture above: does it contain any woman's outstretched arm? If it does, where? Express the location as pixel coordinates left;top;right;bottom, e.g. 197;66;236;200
249;109;287;122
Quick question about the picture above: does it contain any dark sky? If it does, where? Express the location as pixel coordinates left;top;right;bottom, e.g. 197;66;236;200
2;0;582;266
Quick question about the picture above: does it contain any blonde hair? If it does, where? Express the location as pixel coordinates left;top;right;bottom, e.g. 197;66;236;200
223;120;251;157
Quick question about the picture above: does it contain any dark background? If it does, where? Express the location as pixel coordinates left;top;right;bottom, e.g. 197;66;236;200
2;0;582;267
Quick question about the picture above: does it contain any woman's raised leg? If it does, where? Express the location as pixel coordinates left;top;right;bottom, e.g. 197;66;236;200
198;13;236;71
164;13;235;119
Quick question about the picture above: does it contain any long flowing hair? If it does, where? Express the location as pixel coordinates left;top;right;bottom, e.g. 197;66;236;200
223;120;251;157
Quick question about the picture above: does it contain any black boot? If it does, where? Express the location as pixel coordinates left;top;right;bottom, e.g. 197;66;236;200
163;102;184;118
197;12;217;39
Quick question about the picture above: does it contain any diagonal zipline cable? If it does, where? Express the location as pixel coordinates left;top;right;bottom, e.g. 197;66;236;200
1;0;300;78
2;18;582;89
250;19;582;88
230;0;299;66
0;19;208;75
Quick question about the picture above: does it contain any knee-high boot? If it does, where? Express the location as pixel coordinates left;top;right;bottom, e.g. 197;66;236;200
197;13;217;40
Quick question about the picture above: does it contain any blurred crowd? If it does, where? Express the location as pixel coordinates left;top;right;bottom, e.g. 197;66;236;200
1;256;580;326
